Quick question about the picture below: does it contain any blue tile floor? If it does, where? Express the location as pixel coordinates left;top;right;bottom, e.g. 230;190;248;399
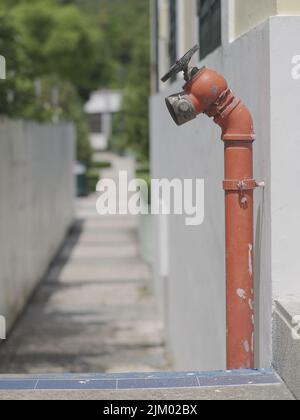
0;369;281;391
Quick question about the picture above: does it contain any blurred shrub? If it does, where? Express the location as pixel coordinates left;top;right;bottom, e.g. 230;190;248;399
121;37;150;163
136;169;151;205
0;0;110;165
86;168;100;194
90;161;112;170
0;0;151;165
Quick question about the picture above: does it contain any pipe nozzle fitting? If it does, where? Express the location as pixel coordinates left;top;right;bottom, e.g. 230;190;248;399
165;93;196;126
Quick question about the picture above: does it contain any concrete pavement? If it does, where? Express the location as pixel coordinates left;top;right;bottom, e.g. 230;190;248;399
0;384;294;400
0;370;294;400
0;150;296;400
0;195;166;374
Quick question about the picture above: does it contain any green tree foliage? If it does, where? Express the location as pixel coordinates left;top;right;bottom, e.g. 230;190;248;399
0;0;109;163
1;0;109;96
68;0;151;161
119;38;150;162
95;0;151;161
0;0;151;163
72;0;150;84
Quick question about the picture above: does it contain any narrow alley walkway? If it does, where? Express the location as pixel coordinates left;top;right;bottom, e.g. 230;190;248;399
0;191;166;374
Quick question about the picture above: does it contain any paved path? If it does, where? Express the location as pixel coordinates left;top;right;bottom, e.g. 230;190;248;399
0;153;295;400
0;195;166;374
0;383;294;400
0;200;295;400
0;370;294;400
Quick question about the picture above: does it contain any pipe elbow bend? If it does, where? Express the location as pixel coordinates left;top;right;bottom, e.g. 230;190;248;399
216;102;255;142
164;66;255;142
186;68;255;142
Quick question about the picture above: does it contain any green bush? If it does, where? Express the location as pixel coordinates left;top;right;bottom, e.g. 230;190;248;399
136;170;151;204
136;170;150;186
86;169;100;194
90;161;112;170
0;0;109;165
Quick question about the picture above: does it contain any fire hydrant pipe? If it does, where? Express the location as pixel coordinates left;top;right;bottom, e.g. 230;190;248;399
224;140;255;369
164;66;257;369
215;89;255;370
193;70;256;369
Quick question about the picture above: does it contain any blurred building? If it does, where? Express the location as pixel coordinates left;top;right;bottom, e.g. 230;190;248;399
149;0;300;394
151;0;300;93
84;89;122;152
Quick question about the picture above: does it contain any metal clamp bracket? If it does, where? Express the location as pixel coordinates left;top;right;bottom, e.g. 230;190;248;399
223;179;258;192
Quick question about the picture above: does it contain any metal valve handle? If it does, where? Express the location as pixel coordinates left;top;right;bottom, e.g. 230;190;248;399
161;45;200;83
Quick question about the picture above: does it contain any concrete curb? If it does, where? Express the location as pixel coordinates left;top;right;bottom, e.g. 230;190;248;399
273;298;300;399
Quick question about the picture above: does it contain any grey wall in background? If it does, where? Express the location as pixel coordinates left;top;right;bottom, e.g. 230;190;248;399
150;16;300;371
0;118;75;334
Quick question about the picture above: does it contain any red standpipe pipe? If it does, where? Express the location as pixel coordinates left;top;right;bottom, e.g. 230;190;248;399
184;69;256;369
223;140;255;369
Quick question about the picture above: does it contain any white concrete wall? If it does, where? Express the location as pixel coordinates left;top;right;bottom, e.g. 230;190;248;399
0;118;75;333
150;16;300;371
229;0;300;40
269;17;300;299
